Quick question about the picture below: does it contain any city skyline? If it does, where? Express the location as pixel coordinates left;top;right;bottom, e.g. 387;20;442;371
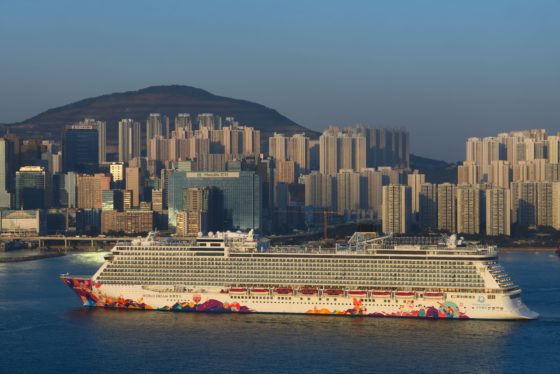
1;1;560;160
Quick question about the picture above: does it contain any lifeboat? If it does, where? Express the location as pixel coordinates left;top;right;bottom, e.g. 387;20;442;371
299;288;318;295
424;292;445;299
274;288;293;295
323;289;344;296
348;290;368;297
395;291;415;298
250;288;270;294
229;288;247;294
372;291;391;297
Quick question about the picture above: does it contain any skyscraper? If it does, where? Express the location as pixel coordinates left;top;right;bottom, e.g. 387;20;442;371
381;184;411;234
15;166;50;209
175;113;192;132
168;171;261;231
437;183;456;233
125;167;142;208
336;170;361;214
109;162;125;188
62;124;99;173
0;137;15;208
76;174;111;209
118;119;141;163
485;187;511;236
419;183;438;231
407;171;426;223
301;171;334;209
146;114;168;158
456;184;481;234
511;181;537;226
319;129;366;175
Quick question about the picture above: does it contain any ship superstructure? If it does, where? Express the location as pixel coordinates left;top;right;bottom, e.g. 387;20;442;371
61;231;538;319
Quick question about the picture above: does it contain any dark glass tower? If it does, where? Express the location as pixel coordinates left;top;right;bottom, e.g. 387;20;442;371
62;126;99;173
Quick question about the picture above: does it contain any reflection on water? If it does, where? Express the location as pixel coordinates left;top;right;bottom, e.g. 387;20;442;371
0;252;559;373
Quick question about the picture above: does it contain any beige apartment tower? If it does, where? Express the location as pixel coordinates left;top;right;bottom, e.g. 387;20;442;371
382;184;411;234
485;187;511;236
456;184;481;234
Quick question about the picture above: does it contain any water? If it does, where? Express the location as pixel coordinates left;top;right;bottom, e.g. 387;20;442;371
0;252;559;373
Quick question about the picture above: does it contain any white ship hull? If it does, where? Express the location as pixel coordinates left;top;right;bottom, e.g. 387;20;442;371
62;277;538;320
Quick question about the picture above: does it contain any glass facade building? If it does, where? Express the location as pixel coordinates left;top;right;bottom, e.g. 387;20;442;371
15;166;50;209
168;171;261;231
62;126;99;173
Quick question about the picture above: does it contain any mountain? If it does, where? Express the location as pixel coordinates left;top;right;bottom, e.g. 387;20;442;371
2;84;457;172
4;85;317;143
410;154;458;184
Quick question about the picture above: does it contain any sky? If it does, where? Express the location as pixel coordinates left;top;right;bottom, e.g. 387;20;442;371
0;0;559;161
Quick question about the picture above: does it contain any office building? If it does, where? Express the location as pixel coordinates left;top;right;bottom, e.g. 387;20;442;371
0;137;15;208
101;210;153;234
76;174;111;209
168;171;261;231
15;166;50;209
62;124;99;173
125;167;142;207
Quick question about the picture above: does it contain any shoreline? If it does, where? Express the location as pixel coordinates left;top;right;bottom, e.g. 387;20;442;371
498;247;558;253
0;252;66;263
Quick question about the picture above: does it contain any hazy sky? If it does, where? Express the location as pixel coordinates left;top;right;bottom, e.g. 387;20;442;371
1;0;559;160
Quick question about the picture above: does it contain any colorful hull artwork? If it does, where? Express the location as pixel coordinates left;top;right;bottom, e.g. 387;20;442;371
61;276;252;313
61;276;468;318
305;298;468;319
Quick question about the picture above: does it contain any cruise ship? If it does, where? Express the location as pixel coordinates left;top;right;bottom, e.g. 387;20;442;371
61;231;538;319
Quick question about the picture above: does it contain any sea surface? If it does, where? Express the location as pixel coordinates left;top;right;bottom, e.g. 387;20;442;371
0;251;559;373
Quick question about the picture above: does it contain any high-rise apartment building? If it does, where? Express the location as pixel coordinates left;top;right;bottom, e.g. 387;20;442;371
407;171;425;223
118;119;141;163
319;129;366;175
488;160;511;188
359;168;383;218
456;184;481;234
485;187;511;236
419;183;438;231
336;170;361;214
358;127;410;168
511;181;537;226
175;113;192;132
381;184;411;234
437;183;456;233
457;161;480;185
536;182;553;227
301;172;334;209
